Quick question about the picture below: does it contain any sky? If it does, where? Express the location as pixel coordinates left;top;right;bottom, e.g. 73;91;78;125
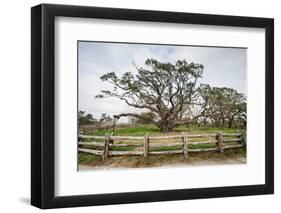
78;41;247;122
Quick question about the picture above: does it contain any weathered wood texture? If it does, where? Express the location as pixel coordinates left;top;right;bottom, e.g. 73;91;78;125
144;134;149;157
79;135;107;139
102;133;110;160
149;150;183;155
112;143;142;147
79;142;104;147
149;142;183;147
187;134;216;138
79;148;103;155
222;133;242;137
182;132;188;159
216;131;224;153
222;139;241;143
224;144;243;149
239;131;247;146
189;147;218;152
112;136;144;141
109;151;143;156
79;131;245;159
189;140;217;145
80;133;242;140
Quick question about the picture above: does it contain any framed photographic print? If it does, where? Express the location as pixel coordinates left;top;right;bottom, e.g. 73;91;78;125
31;3;274;209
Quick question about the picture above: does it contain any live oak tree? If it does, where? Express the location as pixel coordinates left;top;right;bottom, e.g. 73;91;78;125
130;112;157;125
224;88;246;128
96;58;204;132
234;102;246;128
197;84;246;128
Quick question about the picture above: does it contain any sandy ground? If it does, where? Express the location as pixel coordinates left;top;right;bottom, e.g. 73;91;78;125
79;155;246;171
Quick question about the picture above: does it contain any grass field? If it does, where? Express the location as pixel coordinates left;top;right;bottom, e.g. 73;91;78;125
79;125;246;169
86;125;239;136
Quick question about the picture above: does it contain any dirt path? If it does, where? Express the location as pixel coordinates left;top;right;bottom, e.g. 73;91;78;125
79;153;246;171
79;159;246;171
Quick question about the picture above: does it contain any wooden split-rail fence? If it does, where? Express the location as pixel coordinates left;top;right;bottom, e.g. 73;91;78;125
78;132;246;160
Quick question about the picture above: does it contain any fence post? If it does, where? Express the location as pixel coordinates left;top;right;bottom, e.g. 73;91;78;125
144;134;149;157
102;133;110;161
110;132;114;144
112;118;117;134
240;131;247;147
109;132;114;151
216;131;223;153
182;132;188;159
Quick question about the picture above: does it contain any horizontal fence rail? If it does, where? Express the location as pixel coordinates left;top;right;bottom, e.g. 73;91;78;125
78;131;246;160
79;133;242;140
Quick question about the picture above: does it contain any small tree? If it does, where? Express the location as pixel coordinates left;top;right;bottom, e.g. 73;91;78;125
96;58;204;132
78;111;97;125
99;113;113;122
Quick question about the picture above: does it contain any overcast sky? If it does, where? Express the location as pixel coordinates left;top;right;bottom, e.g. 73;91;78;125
78;41;247;122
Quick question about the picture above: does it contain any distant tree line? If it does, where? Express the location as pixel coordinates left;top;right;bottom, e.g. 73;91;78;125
79;111;112;126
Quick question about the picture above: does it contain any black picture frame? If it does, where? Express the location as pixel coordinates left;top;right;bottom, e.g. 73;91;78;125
31;3;274;209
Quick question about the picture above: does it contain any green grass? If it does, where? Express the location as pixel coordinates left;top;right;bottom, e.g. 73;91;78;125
87;125;241;137
175;126;239;133
80;145;104;150
78;153;100;164
81;138;104;142
111;146;135;151
148;143;217;152
87;125;160;136
149;145;182;152
188;143;217;149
